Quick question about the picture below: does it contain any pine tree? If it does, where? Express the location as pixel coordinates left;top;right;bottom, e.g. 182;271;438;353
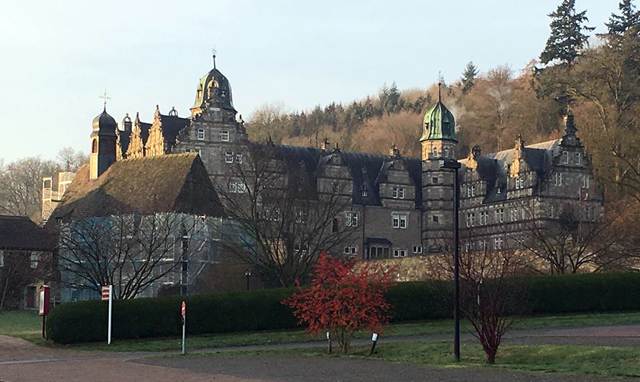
540;0;595;66
606;0;640;36
461;61;479;94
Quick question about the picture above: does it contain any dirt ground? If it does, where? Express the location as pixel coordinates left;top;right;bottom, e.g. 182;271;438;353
1;325;640;382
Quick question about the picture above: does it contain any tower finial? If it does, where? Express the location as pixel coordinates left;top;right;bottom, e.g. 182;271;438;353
99;89;111;110
437;82;442;103
212;48;217;69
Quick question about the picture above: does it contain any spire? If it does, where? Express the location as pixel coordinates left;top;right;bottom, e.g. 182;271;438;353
212;48;217;69
99;89;111;111
437;82;442;103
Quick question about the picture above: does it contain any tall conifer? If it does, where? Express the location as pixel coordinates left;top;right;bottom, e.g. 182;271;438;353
540;0;595;66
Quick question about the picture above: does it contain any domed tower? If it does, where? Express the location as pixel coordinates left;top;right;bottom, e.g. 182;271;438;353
421;84;459;252
90;106;117;180
190;55;236;117
175;55;247;177
420;83;458;160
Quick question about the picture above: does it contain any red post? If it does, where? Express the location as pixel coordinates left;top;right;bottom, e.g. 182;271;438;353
38;285;50;338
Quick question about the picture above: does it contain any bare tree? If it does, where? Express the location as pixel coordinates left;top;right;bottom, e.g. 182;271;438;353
57;213;207;299
56;147;89;172
213;142;358;287
458;245;529;363
519;203;619;274
0;157;59;220
0;251;55;309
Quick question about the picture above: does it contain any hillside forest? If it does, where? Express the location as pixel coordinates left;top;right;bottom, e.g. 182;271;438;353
245;0;640;206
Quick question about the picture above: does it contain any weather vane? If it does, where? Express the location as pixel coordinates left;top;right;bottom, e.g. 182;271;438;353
99;89;111;109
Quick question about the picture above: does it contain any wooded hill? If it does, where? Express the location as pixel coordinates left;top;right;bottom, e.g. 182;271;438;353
245;0;640;204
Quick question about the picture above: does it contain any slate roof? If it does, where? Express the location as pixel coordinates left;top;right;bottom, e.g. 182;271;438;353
48;153;223;223
253;143;423;208
460;139;561;204
160;115;190;145
0;216;54;251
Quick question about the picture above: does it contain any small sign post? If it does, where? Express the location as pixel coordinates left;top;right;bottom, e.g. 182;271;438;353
369;333;379;355
38;285;50;338
326;331;332;354
101;285;113;345
181;301;186;355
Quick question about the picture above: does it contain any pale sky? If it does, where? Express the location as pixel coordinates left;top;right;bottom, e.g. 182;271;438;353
0;0;615;163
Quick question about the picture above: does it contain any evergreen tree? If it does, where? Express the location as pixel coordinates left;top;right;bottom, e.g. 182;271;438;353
606;0;640;36
540;0;595;66
461;61;479;94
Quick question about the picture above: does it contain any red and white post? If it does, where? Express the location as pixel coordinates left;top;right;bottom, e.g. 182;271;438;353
101;285;113;345
181;301;186;355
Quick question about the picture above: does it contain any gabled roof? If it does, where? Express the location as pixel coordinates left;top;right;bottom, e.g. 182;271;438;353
250;143;423;208
159;115;190;145
0;216;54;251
48;153;223;222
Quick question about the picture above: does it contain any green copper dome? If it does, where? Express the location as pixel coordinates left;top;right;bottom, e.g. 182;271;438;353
420;93;457;142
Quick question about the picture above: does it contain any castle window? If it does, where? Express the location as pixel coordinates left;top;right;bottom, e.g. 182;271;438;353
510;209;518;222
345;212;359;227
494;237;504;250
479;211;488;225
413;246;423;254
562;151;569;164
554;172;563;186
391;187;405;199
466;213;475;227
225;151;233;163
236;153;243;163
362;184;368;197
228;181;246;193
515;177;524;189
432;177;439;184
220;130;230;142
582;175;589;189
575;152;581;165
344;246;357;255
494;208;504;223
197;129;205;140
30;253;38;268
332;218;339;233
432;147;438;158
432;215;439;223
392;213;407;229
444;147;450;158
393;248;407;258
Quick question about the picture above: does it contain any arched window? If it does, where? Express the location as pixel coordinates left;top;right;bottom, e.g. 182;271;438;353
92;139;97;153
444;147;450;158
432;147;438;158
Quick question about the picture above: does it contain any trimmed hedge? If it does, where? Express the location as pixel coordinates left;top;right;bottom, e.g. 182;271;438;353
47;288;297;344
47;272;640;344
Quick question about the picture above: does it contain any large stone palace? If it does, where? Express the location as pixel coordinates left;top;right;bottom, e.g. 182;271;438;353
86;58;603;259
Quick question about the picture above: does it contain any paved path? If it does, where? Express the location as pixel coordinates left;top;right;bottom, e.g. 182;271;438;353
2;325;640;382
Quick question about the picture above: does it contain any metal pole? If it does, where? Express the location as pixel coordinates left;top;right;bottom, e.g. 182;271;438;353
453;167;460;361
108;285;113;345
181;311;186;355
42;315;46;338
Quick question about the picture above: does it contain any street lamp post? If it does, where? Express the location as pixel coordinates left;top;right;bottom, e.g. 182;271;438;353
245;268;252;291
440;158;461;362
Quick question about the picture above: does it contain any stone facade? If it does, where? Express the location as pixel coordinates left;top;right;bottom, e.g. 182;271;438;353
105;62;603;259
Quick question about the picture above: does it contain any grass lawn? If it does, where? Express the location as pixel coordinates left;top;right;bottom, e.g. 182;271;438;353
1;309;639;352
0;310;46;345
193;341;640;379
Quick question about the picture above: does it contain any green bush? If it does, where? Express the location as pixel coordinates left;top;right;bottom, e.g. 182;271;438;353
47;272;640;344
47;288;297;344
